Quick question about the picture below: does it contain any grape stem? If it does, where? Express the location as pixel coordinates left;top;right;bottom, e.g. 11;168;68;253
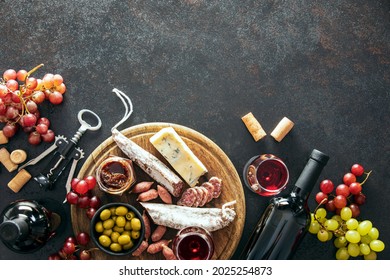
360;170;372;185
26;63;44;79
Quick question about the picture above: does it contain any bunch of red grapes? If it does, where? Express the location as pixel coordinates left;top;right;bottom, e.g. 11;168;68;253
0;64;66;145
49;232;93;260
315;163;370;218
65;175;102;220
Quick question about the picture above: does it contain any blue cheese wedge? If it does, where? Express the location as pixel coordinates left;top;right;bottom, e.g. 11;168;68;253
149;127;208;187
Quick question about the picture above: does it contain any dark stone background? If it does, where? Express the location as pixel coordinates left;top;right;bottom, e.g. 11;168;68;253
0;0;389;260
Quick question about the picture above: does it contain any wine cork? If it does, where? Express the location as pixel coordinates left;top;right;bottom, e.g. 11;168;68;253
241;112;267;142
0;130;8;144
8;169;32;193
10;149;27;164
0;147;18;172
270;117;295;142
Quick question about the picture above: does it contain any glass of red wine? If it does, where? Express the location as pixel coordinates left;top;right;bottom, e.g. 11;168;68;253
172;226;214;260
243;154;289;196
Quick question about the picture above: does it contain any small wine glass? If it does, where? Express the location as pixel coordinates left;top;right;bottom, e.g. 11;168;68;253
172;226;214;260
243;154;289;196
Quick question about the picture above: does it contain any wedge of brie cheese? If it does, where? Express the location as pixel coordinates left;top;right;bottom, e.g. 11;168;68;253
150;127;208;187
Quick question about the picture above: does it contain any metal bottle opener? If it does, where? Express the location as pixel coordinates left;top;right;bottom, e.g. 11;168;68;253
18;109;102;199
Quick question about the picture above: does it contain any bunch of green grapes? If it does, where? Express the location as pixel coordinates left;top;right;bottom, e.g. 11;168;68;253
309;207;385;260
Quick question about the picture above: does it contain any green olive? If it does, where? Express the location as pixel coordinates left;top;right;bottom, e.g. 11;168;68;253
124;221;132;230
110;242;122;252
113;226;124;233
130;218;141;231
103;218;115;229
111;231;120;243
126;211;135;220
109;206;116;216
103;229;113;236
118;234;131;245
100;209;111;221
98;235;111;247
115;206;128;216
122;231;131;236
95;221;104;233
116;216;126;227
131;230;140;239
122;240;134;250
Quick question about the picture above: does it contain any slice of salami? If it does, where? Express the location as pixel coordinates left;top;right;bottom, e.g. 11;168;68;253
198;186;209;207
209;176;222;198
177;188;196;207
202;182;215;203
192;187;203;207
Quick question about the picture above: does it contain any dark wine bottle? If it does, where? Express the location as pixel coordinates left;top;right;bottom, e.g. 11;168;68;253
0;199;61;253
241;149;329;260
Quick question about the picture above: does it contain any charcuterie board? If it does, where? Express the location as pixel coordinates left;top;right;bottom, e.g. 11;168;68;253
71;122;245;260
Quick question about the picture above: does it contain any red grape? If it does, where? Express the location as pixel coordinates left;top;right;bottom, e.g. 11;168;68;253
351;164;364;177
354;192;366;205
333;195;347;209
349;182;362;195
325;199;336;212
2;123;18;138
319;179;334;194
343;173;356;186
349;203;361;218
335;184;350;197
48;91;63;105
16;69;27;82
62;241;76;255
89;196;101;209
41;129;55;142
76;232;90;246
35;123;48;134
26;77;38;90
28;131;42;145
73;180;89;195
86;207;97;220
0;84;8;97
3;69;17;81
66;191;79;205
22;113;37;127
65;236;77;245
315;192;328;204
79;250;91;260
53;74;63;86
77;196;90;209
84;175;97;190
6;79;19;91
37;117;50;127
32;90;45;104
5;106;19;119
26;100;38;113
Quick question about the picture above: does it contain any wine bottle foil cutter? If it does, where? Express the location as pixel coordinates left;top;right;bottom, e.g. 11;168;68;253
18;109;102;201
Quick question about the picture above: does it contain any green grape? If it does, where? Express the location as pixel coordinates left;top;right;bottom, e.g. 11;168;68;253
340;207;352;221
360;243;371;255
360;235;372;244
347;243;360;257
368;227;379;240
357;220;372;236
327;231;333;241
324;219;339;231
335;247;350;260
317;229;329;242
345;230;361;243
309;221;321;234
334;236;347;248
370;240;385;252
346;218;359;230
331;215;343;224
315;208;327;221
310;213;315;223
364;251;377;260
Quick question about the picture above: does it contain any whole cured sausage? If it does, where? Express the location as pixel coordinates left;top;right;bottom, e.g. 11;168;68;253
140;201;237;232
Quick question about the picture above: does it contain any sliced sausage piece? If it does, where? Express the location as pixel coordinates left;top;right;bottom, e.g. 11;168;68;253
177;188;196;207
202;182;215;203
198;187;209;207
209;176;222;198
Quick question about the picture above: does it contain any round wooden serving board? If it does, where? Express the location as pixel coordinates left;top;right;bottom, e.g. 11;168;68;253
71;122;245;260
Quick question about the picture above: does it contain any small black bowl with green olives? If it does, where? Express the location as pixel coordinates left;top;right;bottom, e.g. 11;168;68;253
90;202;145;256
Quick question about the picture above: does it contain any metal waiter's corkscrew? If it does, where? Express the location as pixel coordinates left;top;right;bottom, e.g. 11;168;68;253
18;109;102;199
